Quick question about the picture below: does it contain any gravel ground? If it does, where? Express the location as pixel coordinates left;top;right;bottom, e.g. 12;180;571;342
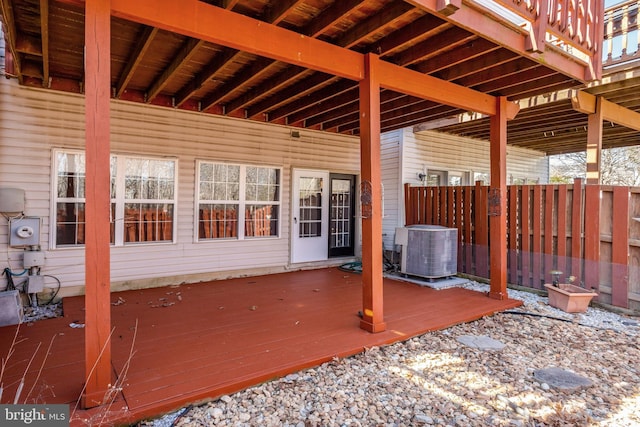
142;283;640;427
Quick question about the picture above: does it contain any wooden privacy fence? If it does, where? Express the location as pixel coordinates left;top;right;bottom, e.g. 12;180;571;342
404;179;640;311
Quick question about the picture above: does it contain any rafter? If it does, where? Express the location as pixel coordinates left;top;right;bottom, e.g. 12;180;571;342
415;38;498;74
435;49;517;82
372;14;447;58
0;0;23;83
285;84;359;124
270;80;355;122
116;26;158;98
265;0;303;25
182;0;317;112
225;64;309;115
405;0;590;81
110;0;364;80
146;38;204;103
200;56;275;112
243;0;415;120
302;0;364;37
40;0;50;87
337;1;414;48
390;26;476;66
240;70;329;118
174;48;239;108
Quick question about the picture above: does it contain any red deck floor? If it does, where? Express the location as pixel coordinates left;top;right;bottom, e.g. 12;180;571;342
0;268;522;425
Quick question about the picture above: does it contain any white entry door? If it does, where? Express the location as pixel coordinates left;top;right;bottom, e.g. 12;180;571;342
291;169;329;263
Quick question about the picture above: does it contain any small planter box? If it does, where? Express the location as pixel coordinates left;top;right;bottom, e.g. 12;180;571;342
544;284;597;313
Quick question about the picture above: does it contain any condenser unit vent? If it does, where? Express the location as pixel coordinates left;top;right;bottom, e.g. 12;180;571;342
395;225;458;279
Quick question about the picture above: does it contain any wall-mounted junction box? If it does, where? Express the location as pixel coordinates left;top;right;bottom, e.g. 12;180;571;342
27;275;45;293
23;251;45;269
9;217;41;247
0;188;25;214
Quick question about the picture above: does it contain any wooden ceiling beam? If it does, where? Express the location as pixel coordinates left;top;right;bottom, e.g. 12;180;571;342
572;92;640;132
306;89;407;127
265;0;304;25
472;65;552;95
0;0;23;83
146;38;205;103
228;66;310;116
509;78;576;100
200;56;275;111
242;1;416;120
197;0;324;114
15;36;42;55
241;70;331;118
174;47;239;108
271;80;356;122
115;26;158;98
380;105;462;133
40;0;50;87
60;0;512;120
377;57;518;118
405;0;590;81
372;14;447;58
222;0;240;9
336;1;414;48
414;37;497;74
110;0;364;81
390;26;475;66
436;49;517;82
302;0;365;37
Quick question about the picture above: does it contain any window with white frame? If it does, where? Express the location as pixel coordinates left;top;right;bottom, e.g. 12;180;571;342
53;150;177;247
197;161;280;240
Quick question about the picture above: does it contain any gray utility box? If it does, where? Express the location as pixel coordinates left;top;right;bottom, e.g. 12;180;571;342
395;225;458;279
0;290;23;327
9;217;41;247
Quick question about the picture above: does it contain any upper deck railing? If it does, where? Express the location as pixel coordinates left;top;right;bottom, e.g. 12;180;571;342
470;0;604;79
496;0;602;55
603;0;640;68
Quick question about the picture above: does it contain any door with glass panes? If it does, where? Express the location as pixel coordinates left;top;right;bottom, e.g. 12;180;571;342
291;170;355;263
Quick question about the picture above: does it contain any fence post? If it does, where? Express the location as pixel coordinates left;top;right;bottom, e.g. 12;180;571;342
571;178;584;280
584;184;601;293
611;186;629;307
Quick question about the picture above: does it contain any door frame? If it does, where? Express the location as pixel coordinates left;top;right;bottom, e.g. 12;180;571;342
290;169;330;263
328;173;356;258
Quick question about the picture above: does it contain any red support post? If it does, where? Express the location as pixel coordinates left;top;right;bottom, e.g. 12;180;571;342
489;96;508;299
359;53;386;333
83;0;112;408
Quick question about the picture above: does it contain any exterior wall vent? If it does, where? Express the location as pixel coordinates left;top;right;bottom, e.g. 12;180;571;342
395;225;458;279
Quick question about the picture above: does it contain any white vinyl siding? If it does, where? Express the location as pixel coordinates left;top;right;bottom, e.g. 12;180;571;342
381;128;549;251
380;128;403;252
402;129;549;186
0;79;360;293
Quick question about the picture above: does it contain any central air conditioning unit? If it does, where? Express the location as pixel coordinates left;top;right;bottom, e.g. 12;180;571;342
395;225;458;279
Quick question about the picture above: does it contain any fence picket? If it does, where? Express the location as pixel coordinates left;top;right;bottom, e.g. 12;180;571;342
402;180;635;310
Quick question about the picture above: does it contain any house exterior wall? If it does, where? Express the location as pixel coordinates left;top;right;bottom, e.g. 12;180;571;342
0;79;361;296
381;128;550;250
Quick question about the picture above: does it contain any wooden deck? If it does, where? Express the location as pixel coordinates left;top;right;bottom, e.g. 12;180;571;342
0;268;521;425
